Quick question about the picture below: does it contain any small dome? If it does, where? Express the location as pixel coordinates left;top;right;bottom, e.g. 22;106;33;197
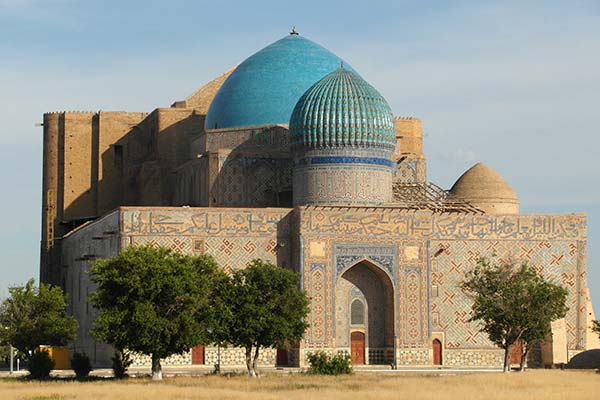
290;67;396;150
205;33;355;130
450;162;519;214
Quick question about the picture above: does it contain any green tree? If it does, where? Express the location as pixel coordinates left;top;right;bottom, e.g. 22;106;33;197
461;257;568;372
593;320;600;339
0;279;77;367
90;245;222;380
0;345;9;366
214;259;310;377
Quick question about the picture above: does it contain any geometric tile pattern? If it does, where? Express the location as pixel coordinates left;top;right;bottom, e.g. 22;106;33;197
122;208;292;278
298;208;588;366
113;207;588;367
403;267;423;345
131;235;284;275
395;160;417;183
219;155;293;207
430;239;585;351
309;263;327;346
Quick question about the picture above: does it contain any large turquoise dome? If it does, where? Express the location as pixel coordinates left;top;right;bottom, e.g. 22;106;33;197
290;67;396;150
205;33;355;130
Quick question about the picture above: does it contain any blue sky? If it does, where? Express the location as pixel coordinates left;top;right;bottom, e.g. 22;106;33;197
1;0;599;308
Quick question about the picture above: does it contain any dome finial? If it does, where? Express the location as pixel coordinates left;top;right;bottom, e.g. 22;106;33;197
290;26;299;35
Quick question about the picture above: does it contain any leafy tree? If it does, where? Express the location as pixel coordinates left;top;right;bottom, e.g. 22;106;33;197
593;320;600;339
90;245;222;380
213;259;310;377
28;350;54;380
461;257;568;372
0;345;9;367
111;348;133;379
71;352;92;379
307;351;353;375
0;279;77;368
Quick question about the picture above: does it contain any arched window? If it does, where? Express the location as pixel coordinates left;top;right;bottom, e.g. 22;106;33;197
351;299;365;325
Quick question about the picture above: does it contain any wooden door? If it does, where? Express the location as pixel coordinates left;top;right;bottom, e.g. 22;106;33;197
432;339;442;365
350;331;365;365
276;349;288;366
510;340;523;365
191;345;205;365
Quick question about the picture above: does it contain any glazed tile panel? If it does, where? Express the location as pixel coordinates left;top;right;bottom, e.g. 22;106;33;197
121;208;293;272
299;208;587;353
430;239;586;350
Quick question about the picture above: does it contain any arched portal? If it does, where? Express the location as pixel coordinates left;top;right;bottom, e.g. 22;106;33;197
335;260;395;364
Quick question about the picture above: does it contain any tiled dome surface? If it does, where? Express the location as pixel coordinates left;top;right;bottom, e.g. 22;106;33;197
205;34;354;130
290;67;395;150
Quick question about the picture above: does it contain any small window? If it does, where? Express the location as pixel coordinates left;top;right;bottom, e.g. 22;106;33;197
351;299;365;325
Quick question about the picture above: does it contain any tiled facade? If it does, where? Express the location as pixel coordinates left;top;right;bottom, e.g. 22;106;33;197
61;206;590;368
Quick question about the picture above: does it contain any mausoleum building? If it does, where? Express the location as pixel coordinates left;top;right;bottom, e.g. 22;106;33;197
40;31;599;368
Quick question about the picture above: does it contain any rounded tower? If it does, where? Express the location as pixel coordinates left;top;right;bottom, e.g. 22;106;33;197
290;67;396;206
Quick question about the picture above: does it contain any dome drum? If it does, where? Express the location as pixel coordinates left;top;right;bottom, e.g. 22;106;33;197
290;67;396;206
293;161;393;206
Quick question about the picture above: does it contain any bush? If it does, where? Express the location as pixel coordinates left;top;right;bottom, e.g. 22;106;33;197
28;350;55;380
307;351;352;375
112;349;132;379
71;352;92;379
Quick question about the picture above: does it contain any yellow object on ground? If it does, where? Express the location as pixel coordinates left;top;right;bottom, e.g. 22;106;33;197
38;346;69;369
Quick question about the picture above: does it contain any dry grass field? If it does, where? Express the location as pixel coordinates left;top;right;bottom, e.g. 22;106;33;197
0;370;598;400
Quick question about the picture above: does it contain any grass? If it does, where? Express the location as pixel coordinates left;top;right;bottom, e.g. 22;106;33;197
0;370;599;400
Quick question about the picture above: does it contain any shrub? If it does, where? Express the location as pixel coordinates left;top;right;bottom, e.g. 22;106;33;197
307;351;352;375
28;350;55;380
71;352;92;379
112;349;132;379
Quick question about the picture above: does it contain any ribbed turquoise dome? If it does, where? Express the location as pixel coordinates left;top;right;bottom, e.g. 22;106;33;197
290;67;396;150
205;33;355;130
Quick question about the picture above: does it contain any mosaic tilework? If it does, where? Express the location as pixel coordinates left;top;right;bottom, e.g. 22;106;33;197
129;347;277;367
395;160;417;183
219;155;292;207
300;209;586;241
294;163;393;205
335;263;391;348
394;157;427;184
334;245;397;281
130;236;197;254
332;244;397;350
430;239;585;351
130;351;191;367
303;236;430;355
130;235;287;274
299;209;587;367
309;263;328;346
122;208;291;236
220;155;245;204
444;349;504;368
397;349;431;365
204;347;276;366
403;267;424;346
